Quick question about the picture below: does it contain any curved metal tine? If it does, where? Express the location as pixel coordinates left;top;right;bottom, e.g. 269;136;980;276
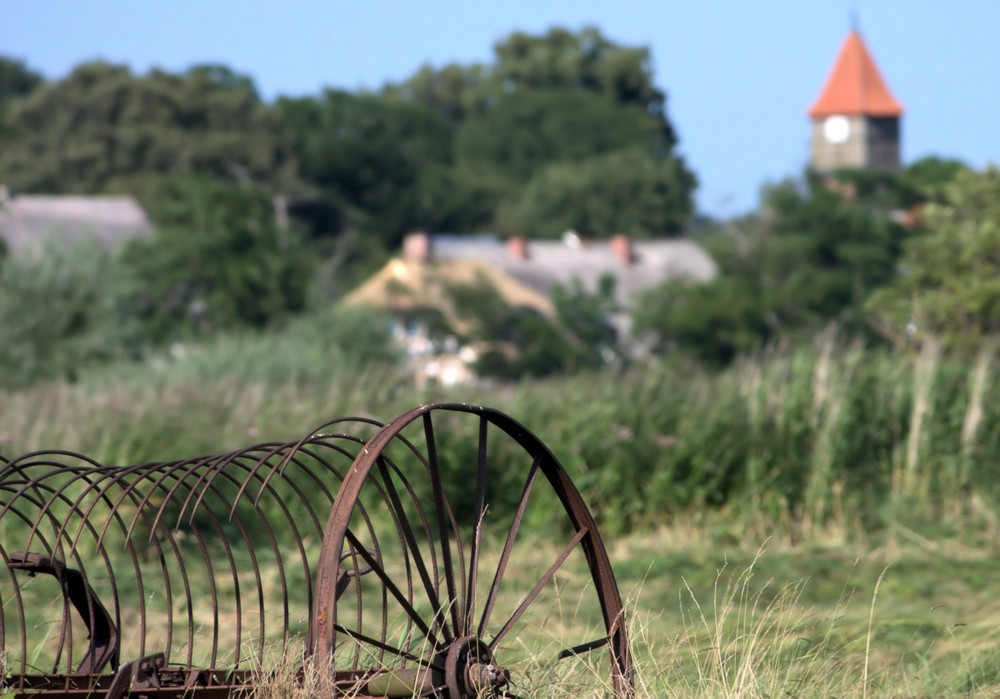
118;464;208;668
223;417;381;522
32;462;115;552
1;502;60;673
488;527;588;652
0;450;104;492
231;447;345;652
227;453;305;660
147;456;222;535
0;457;94;553
0;456;87;552
146;466;241;669
1;547;27;672
271;414;386;481
251;420;377;508
1;471;104;672
94;464;188;664
98;464;186;663
90;464;204;666
32;466;117;663
478;453;542;638
93;459;192;548
188;467;276;668
50;466;164;661
208;454;338;666
44;461;169;666
281;445;388;668
423;413;462;639
181;443;288;527
464;415;489;637
181;453;354;669
225;442;361;653
232;442;343;532
38;474;142;673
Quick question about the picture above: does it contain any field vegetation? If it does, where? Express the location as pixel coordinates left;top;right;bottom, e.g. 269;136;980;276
5;330;1000;696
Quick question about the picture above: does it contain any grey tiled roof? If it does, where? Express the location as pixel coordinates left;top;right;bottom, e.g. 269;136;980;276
431;235;717;310
0;193;153;251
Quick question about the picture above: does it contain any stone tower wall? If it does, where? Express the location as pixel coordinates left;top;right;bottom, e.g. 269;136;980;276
810;115;900;172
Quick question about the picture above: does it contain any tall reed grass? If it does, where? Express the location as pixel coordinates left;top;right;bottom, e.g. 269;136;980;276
3;330;999;538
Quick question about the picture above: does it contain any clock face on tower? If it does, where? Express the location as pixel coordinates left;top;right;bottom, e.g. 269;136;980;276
823;115;850;144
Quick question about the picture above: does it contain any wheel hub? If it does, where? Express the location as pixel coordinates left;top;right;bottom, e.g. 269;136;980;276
443;636;510;697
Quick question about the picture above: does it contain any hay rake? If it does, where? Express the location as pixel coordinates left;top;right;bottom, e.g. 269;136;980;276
0;403;632;697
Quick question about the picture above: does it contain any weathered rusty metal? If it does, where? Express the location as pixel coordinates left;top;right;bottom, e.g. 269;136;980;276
0;403;632;697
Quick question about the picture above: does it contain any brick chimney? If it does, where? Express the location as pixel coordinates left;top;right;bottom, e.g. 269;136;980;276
403;230;432;262
506;236;529;260
610;234;634;265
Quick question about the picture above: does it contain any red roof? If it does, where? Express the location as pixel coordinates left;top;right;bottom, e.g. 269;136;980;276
808;30;903;118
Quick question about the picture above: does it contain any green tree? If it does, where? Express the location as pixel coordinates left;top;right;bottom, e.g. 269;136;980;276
495;147;695;238
276;90;455;247
378;26;694;238
0;61;289;194
818;156;970;212
493;26;675;142
898;156;969;202
0;56;43;120
867;165;1000;349
454;89;665;184
121;177;311;344
383;62;491;125
635;275;769;365
636;173;907;363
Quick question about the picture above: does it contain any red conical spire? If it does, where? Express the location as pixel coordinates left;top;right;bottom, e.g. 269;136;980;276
808;30;903;118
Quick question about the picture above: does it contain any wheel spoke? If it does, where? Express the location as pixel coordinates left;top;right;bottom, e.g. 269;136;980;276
488;527;588;651
375;459;448;646
558;636;610;660
332;623;444;671
478;453;541;637
464;415;489;636
342;527;439;648
423;414;461;639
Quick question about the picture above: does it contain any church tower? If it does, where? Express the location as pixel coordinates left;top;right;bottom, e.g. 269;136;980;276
808;29;904;172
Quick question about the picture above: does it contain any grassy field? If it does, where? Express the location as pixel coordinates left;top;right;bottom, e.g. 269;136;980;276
250;516;1000;698
615;517;1000;698
4;334;1000;696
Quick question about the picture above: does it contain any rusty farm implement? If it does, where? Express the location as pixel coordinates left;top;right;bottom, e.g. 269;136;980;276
0;403;632;697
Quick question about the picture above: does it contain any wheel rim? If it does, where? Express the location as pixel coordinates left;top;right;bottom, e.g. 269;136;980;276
310;403;633;697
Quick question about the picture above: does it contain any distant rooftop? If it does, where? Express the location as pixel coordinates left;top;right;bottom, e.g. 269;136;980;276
0;189;153;251
428;233;717;310
808;30;904;118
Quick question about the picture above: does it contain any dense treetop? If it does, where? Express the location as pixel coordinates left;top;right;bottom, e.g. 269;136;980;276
0;26;695;247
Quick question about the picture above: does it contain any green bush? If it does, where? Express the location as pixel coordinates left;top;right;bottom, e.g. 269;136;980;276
0;236;134;387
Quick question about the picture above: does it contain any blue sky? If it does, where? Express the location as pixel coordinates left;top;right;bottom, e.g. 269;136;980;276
4;0;998;216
